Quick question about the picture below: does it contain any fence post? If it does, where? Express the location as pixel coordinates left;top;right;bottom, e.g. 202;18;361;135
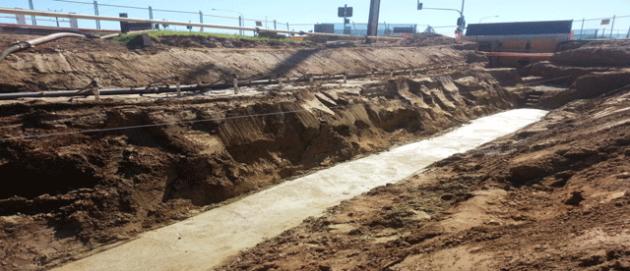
233;75;239;94
176;81;181;97
199;11;203;32
627;25;630;39
28;0;36;25
238;16;242;36
149;6;153;20
580;18;584;38
610;15;615;38
286;22;289;31
274;20;276;30
93;1;100;30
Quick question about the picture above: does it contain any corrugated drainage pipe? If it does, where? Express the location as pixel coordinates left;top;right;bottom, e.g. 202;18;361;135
0;32;86;63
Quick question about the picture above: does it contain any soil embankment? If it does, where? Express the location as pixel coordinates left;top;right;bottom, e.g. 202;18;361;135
0;34;517;270
219;68;630;271
0;33;479;92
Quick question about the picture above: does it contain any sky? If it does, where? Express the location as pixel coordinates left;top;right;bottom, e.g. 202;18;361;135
2;0;630;37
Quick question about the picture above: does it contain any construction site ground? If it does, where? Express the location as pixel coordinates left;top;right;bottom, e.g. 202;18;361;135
1;33;630;271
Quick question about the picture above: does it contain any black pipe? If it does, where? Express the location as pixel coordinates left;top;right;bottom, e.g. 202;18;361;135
0;64;466;100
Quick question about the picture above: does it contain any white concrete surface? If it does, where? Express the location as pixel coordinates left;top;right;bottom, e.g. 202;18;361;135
52;109;547;271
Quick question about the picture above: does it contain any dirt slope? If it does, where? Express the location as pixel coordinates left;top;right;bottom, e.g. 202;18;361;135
0;64;521;270
0;34;470;92
550;40;630;67
218;81;630;270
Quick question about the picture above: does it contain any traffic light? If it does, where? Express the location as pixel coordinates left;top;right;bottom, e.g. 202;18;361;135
417;1;423;10
457;17;466;27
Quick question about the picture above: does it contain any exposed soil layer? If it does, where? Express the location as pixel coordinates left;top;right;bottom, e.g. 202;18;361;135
0;33;471;92
0;63;520;270
0;33;314;54
395;33;467;47
550;39;630;67
218;79;630;270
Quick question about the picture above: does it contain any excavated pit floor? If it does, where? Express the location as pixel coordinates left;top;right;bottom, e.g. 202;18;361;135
51;109;547;271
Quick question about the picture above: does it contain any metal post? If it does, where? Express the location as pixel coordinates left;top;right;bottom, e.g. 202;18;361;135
93;86;100;101
93;1;100;30
610;15;615;38
602;28;606;39
199;11;203;32
343;74;347;83
274;20;276;30
28;0;36;25
149;6;153;20
286;22;289;31
627;25;630;39
367;0;381;37
238;16;242;35
176;81;181;97
580;18;584;38
343;4;347;34
233;77;239;94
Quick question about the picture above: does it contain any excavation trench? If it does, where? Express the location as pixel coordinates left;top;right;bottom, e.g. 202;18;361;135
51;108;547;271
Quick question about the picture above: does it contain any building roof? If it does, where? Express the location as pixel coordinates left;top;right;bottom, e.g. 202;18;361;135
465;20;573;36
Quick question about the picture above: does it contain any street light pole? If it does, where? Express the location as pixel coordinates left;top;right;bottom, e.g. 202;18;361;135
212;8;244;35
417;0;466;34
479;15;499;23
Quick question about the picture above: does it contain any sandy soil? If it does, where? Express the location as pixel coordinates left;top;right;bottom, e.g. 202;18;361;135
48;109;545;271
0;63;521;270
2;32;630;271
217;79;630;271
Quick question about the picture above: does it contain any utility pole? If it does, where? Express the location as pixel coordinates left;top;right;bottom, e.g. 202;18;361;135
93;1;100;30
367;0;381;37
343;4;348;34
28;0;36;25
610;15;615;38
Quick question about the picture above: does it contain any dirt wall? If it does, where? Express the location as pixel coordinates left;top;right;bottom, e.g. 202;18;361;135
0;44;468;92
0;68;517;270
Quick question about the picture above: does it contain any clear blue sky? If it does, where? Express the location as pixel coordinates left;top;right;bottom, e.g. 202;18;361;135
3;0;630;37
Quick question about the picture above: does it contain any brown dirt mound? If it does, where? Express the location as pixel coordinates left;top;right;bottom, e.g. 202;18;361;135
550;40;630;67
0;69;518;270
219;80;630;271
396;33;463;47
151;35;315;49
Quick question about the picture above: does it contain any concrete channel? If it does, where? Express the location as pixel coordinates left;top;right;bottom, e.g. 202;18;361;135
51;109;548;271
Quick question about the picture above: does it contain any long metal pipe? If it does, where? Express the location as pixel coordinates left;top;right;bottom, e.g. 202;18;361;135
0;8;401;41
0;65;466;100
